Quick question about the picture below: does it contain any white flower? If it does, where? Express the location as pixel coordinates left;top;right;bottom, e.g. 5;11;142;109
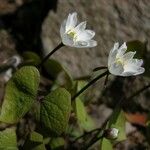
60;12;97;48
108;42;145;76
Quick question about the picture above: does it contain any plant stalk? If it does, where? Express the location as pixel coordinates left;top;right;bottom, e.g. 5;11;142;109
39;42;64;66
71;70;109;100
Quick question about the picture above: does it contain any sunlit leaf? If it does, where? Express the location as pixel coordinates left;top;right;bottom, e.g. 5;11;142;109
40;88;71;136
77;80;87;100
0;128;18;150
49;137;65;150
75;98;87;123
101;138;113;150
73;81;95;131
0;66;40;123
30;132;43;143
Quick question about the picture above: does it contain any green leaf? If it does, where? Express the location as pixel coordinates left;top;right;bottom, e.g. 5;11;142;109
73;98;94;131
108;108;126;141
23;131;46;150
30;132;43;143
101;138;113;150
43;59;63;79
82;115;95;131
44;59;73;91
49;137;65;150
0;128;18;150
40;88;71;136
66;124;82;138
75;98;87;125
76;80;88;100
0;66;40;123
22;51;41;66
73;81;95;131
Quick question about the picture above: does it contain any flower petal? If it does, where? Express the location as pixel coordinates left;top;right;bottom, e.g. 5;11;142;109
111;42;119;53
61;34;74;47
60;19;67;38
108;62;124;76
121;71;135;76
74;40;97;48
123;51;136;62
131;59;143;67
122;67;145;76
66;12;77;32
133;67;145;75
124;59;145;75
75;21;87;32
116;42;127;58
86;40;97;47
108;43;120;67
76;30;95;41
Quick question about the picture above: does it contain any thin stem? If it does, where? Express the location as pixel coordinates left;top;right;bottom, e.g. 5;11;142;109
81;120;108;150
82;134;103;150
93;66;108;72
104;72;109;87
71;70;109;100
39;42;64;66
72;127;102;144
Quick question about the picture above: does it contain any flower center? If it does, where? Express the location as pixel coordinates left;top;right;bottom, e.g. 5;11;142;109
66;29;77;41
116;58;125;66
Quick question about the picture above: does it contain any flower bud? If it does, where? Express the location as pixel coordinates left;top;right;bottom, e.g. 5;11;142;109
104;128;119;140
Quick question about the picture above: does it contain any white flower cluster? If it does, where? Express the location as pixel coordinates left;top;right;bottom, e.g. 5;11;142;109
60;12;145;76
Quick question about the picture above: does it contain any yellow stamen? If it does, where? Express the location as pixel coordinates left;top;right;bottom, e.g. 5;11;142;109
116;58;124;65
67;29;77;41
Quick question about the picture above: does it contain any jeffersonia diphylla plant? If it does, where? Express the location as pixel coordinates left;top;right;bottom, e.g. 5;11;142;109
0;11;149;150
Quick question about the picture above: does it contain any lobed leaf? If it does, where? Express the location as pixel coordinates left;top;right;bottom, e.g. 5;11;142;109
0;128;18;150
40;88;71;136
0;66;40;123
